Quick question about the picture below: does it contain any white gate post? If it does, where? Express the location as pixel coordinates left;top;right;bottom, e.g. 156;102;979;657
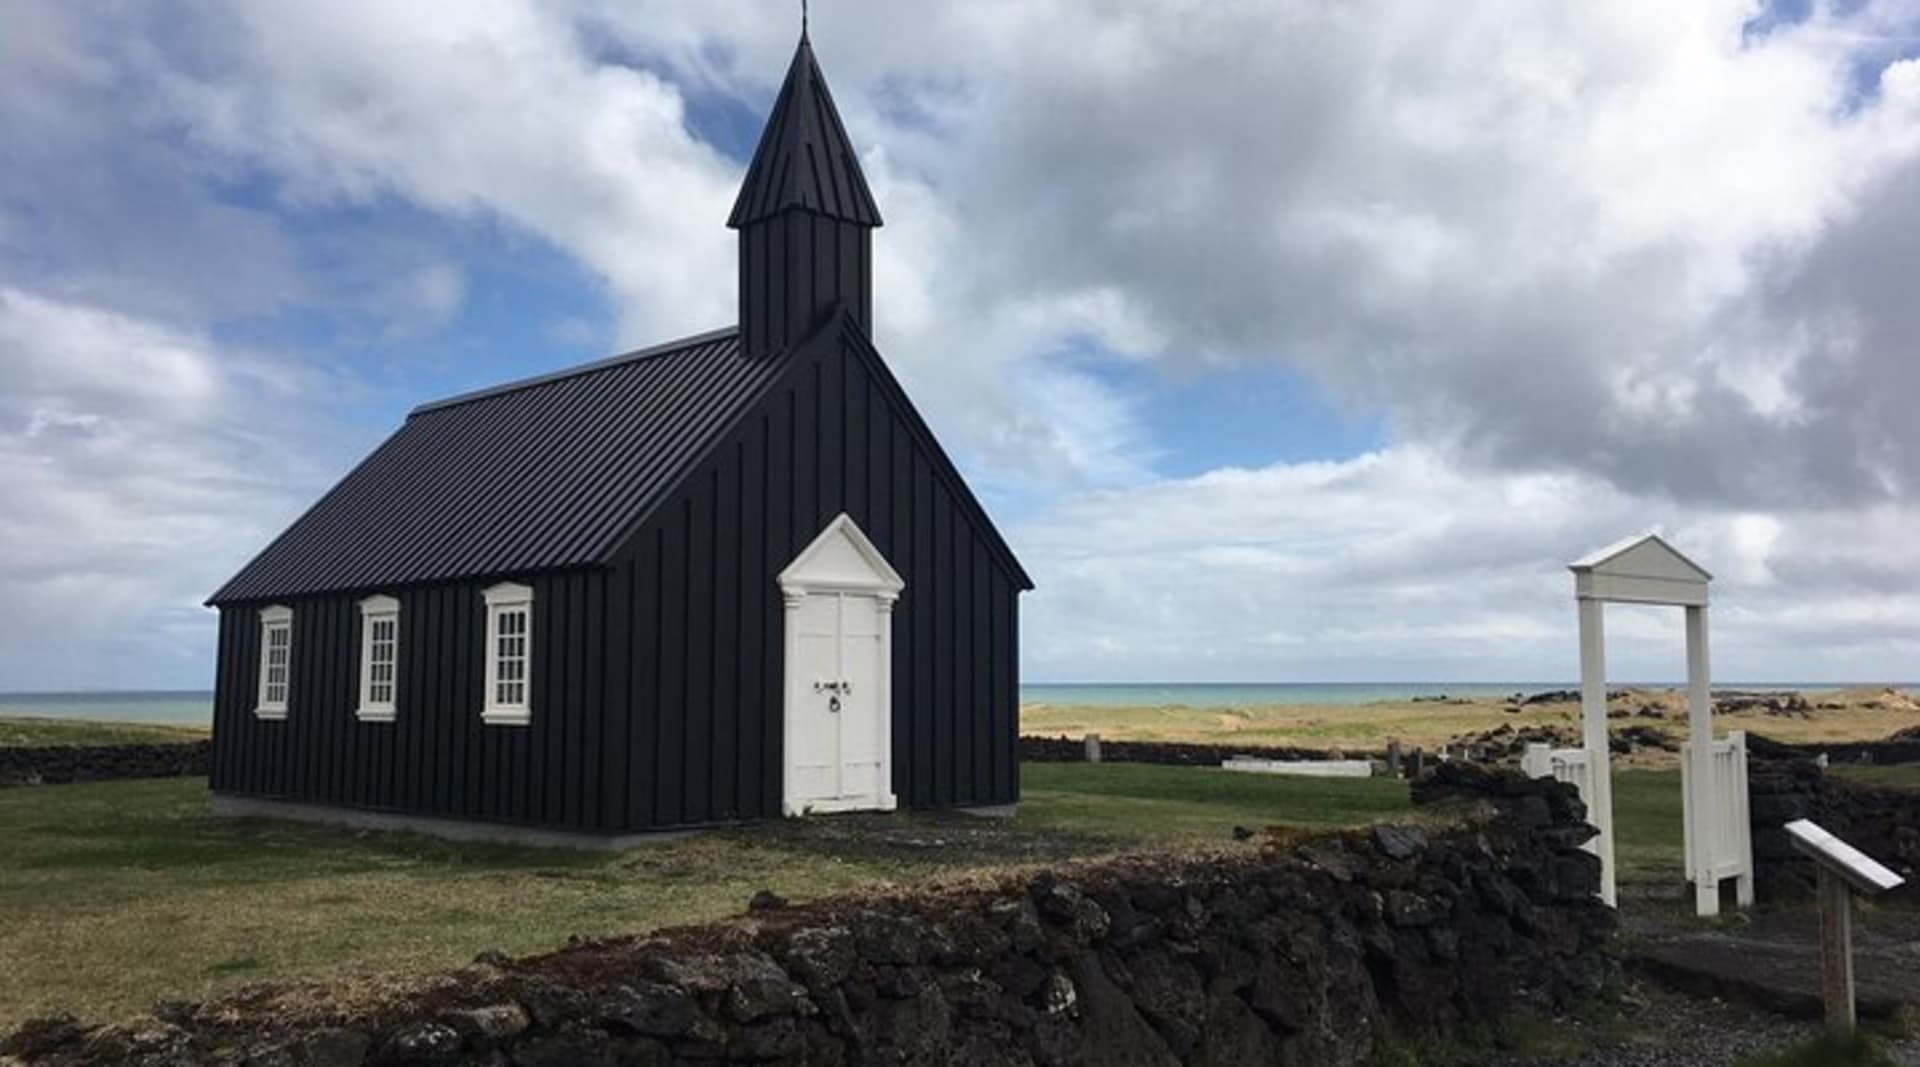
1732;730;1754;907
1578;596;1617;907
1520;742;1552;779
1685;604;1717;916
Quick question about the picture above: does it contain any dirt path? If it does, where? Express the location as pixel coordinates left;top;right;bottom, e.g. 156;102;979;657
1491;978;1920;1066
1491;907;1920;1065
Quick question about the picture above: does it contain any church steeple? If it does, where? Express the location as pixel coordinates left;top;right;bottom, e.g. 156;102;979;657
731;33;882;356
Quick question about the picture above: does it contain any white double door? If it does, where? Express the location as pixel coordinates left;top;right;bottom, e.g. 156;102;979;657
785;590;892;813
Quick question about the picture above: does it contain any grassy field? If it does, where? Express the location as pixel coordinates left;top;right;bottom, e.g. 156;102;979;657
1614;769;1686;878
2;720;1909;1032
0;765;1410;1029
0;716;208;748
1022;687;1920;761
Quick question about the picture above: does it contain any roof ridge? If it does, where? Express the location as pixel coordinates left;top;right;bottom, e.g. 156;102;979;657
409;325;739;416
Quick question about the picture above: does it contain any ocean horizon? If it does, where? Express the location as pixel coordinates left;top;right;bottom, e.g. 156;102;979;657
2;681;1915;724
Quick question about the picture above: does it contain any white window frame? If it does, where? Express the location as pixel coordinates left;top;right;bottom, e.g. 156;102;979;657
481;582;533;726
356;594;401;722
255;605;293;720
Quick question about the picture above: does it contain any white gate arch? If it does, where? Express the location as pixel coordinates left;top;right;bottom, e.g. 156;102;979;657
1532;533;1752;915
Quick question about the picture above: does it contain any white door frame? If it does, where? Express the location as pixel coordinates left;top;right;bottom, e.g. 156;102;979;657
1566;533;1749;915
777;513;904;816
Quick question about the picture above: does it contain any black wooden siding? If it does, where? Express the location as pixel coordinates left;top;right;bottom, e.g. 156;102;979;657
209;316;1022;831
210;571;626;831
609;315;1022;825
740;211;872;357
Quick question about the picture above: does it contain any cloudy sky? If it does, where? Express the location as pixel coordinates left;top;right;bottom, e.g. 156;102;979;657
3;0;1918;690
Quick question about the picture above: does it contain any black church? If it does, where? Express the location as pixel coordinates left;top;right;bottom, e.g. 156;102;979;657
205;32;1032;842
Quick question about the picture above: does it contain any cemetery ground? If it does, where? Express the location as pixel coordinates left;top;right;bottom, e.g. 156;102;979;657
7;766;1915;1038
3;722;1916;1062
0;763;1414;1030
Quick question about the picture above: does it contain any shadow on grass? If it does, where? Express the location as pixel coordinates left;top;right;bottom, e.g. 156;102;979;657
1;777;606;881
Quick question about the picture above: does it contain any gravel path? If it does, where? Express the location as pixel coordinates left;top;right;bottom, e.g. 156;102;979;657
1486;979;1920;1066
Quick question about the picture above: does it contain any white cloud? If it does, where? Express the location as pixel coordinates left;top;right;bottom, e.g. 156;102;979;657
1015;447;1920;683
2;1;1918;686
0;288;365;688
143;0;742;344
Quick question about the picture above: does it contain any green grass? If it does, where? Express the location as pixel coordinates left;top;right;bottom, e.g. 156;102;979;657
1020;762;1410;840
0;765;1407;1029
1613;768;1686;879
0;716;208;748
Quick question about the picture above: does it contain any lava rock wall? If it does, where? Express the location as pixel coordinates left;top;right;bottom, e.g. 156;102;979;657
1019;734;1381;766
1746;732;1920;768
3;769;1613;1066
0;742;209;788
1748;759;1920;900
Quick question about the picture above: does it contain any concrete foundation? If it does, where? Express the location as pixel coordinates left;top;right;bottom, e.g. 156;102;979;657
210;794;691;850
955;803;1020;819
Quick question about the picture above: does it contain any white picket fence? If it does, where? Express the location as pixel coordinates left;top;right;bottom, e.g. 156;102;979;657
1520;744;1601;863
1682;730;1755;912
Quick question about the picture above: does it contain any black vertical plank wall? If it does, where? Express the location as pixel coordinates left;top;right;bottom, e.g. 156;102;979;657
599;322;1023;825
208;326;1025;832
208;572;615;830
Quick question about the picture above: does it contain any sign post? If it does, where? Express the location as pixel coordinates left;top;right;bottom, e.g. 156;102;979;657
1785;819;1907;1034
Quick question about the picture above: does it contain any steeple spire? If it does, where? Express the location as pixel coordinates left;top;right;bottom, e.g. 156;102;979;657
731;32;883;356
728;35;882;230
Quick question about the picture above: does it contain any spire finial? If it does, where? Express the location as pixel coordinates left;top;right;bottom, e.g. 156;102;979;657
801;0;809;40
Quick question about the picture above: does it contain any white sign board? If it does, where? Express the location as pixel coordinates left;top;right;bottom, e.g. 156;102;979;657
1785;819;1906;895
1220;758;1374;779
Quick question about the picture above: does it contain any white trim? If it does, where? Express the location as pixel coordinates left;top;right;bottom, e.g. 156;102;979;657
481;582;533;726
1573;571;1709;607
777;512;906;597
1570;532;1712;586
355;594;400;722
254;604;293;720
781;515;901;816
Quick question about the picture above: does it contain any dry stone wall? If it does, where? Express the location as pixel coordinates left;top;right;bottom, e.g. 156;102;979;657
3;768;1612;1066
1747;732;1920;768
0;742;209;788
1748;759;1920;901
1019;734;1382;766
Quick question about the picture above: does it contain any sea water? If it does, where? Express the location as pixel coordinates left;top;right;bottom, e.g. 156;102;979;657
0;691;215;726
2;682;1907;726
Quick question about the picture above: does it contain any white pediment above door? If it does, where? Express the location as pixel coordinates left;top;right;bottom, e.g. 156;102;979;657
778;513;905;597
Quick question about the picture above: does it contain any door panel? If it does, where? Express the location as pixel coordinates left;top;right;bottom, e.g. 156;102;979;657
790;596;842;803
837;595;885;798
786;592;890;811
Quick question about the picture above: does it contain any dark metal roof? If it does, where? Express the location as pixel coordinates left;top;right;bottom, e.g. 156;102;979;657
727;35;883;229
208;328;774;604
